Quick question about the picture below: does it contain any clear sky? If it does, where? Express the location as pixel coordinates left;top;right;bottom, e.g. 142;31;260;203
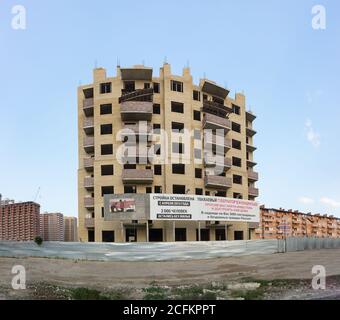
1;0;339;217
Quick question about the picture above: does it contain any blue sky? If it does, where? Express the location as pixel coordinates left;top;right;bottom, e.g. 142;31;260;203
0;0;339;217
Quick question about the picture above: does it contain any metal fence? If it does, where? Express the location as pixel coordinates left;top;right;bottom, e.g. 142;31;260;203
0;238;339;262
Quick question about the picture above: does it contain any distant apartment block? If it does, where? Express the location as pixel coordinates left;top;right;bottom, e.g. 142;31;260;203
64;216;78;242
256;207;340;239
40;213;64;241
0;201;40;241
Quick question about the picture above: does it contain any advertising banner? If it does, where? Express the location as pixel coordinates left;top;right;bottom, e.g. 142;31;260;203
149;194;259;222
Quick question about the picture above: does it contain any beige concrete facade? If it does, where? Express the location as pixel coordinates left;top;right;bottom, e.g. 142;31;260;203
78;63;258;243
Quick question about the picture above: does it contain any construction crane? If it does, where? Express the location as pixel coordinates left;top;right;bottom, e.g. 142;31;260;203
33;187;41;202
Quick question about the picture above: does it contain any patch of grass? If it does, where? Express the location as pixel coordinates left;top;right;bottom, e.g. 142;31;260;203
172;285;217;300
142;286;168;300
70;288;109;300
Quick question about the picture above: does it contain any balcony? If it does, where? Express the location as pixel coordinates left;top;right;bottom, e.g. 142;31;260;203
84;158;94;172
122;169;153;184
83;137;94;154
201;80;229;99
84;197;94;209
84;218;95;228
247;159;257;168
84;177;94;191
83;118;94;135
246;125;257;137
246;144;257;152
204;175;232;189
248;187;259;197
83;98;94;117
202;100;232;118
204;154;231;170
246;111;256;122
119;88;154;103
120;101;153;121
248;170;259;182
120;123;153;142
203;113;231;131
204;133;231;152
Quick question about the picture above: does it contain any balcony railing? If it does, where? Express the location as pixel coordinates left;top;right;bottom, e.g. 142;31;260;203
84;177;94;190
83;117;94;135
83;98;94;117
83;137;94;154
202;100;232;117
248;187;259;197
246;110;256;122
204;155;231;170
84;158;94;171
204;133;231;151
122;169;153;184
246;125;257;137
204;175;232;189
203;113;231;131
84;197;94;209
119;88;154;103
84;218;95;228
248;170;259;181
120;101;153;121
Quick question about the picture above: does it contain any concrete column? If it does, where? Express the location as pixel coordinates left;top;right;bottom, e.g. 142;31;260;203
198;221;201;241
173;221;176;242
146;221;149;242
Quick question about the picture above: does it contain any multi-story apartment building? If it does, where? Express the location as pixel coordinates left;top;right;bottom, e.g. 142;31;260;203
0;201;40;241
78;63;259;242
64;216;78;242
40;213;65;241
256;207;340;239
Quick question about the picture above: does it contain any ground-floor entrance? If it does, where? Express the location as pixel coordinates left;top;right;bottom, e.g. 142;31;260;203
149;228;163;242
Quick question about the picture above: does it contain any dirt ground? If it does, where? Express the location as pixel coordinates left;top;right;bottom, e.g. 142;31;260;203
1;249;340;299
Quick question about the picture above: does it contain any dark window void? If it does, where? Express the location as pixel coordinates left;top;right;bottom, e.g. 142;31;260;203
173;185;186;194
215;229;226;241
233;193;243;199
144;83;151;89
124;81;135;92
193;90;201;101
153;123;161;134
193;110;201;121
154;165;162;175
195;168;202;178
232;122;241;133
216;191;226;197
154;144;161;155
126;228;137;242
172;122;184;132
171;101;184;113
172;164;185;174
101;144;113;155
102;231;115;242
171;80;183;93
149;229;163;242
100;104;112;115
146;187;152;194
195;188;203;195
233;175;243;185
101;186;114;196
101;124;112;135
153;82;160;93
101;165;114;176
124;186;136;193
88;230;95;242
196;229;210;241
100;82;111;94
153;104;161;114
175;228;187;241
154;186;162;193
232;157;242;167
232;139;241;150
234;231;244;240
232;104;241;115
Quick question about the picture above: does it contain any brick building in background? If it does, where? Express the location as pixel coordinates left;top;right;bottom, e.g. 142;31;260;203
64;216;78;242
40;213;64;241
256;207;340;239
0;201;40;241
